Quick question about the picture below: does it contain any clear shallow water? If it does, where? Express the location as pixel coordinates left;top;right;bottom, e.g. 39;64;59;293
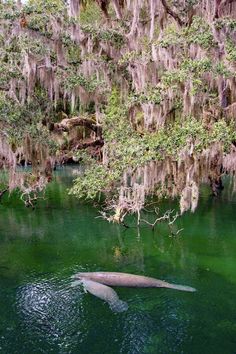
0;166;236;354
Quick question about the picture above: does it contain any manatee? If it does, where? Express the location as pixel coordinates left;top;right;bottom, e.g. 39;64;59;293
72;272;196;292
71;278;128;312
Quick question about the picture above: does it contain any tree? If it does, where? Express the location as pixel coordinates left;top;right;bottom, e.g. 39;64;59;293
0;0;236;217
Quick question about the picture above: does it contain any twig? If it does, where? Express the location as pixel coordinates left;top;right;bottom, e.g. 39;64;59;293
176;228;184;235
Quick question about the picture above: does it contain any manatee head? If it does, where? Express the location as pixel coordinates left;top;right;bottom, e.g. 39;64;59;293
71;273;82;280
70;280;82;287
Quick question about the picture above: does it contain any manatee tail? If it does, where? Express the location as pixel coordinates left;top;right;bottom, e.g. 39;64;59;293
163;283;196;292
109;300;129;313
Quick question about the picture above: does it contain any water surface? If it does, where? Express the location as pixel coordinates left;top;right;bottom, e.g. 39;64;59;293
0;166;236;354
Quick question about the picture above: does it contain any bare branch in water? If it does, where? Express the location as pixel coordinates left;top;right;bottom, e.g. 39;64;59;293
97;199;183;234
140;208;183;236
96;209;130;228
20;176;47;208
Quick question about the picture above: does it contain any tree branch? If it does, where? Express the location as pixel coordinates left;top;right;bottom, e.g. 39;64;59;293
53;117;102;135
160;0;184;26
75;138;104;150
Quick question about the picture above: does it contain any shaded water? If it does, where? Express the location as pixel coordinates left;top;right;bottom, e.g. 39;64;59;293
0;166;236;354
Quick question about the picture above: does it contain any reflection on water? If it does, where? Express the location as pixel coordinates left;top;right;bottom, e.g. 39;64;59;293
16;278;85;353
0;166;236;353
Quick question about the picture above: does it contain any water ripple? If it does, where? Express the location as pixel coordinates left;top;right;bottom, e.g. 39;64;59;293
16;276;87;353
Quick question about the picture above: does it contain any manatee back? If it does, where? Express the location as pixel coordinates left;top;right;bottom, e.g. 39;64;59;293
82;279;128;312
82;279;119;302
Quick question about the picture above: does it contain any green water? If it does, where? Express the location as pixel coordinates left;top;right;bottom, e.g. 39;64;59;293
0;166;236;354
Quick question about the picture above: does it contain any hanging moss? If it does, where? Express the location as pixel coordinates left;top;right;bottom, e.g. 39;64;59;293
0;0;236;215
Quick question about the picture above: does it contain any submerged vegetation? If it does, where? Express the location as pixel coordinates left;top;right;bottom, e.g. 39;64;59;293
0;0;236;220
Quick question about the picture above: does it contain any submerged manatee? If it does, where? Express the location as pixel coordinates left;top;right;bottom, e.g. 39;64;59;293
72;272;196;292
71;279;128;313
